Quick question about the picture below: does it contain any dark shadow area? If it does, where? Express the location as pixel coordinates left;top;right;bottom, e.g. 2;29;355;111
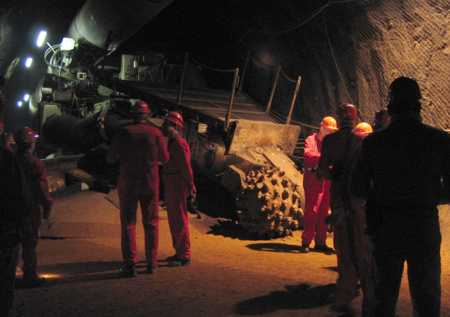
246;242;301;253
207;220;270;241
39;261;122;275
50;183;86;198
234;283;336;315
40;236;67;240
247;242;336;255
194;176;237;219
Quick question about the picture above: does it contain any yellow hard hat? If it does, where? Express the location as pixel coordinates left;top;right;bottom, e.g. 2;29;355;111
353;122;373;138
321;116;338;131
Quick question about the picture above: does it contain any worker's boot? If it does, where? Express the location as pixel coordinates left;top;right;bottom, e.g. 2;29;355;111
119;263;137;278
168;257;191;267
299;244;310;253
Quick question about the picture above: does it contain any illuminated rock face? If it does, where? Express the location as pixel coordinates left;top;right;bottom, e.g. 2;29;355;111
349;0;450;130
225;0;450;237
250;1;450;131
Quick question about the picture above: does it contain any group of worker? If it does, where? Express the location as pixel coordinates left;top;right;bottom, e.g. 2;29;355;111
0;123;54;315
0;97;196;314
106;100;195;277
1;76;449;317
301;76;450;317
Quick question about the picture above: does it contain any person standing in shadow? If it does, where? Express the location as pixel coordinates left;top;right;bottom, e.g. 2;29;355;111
318;103;361;314
351;76;450;317
0;120;25;316
14;127;53;287
348;122;376;317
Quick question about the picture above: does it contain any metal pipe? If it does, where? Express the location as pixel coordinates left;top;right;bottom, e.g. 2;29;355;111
286;75;302;125
68;0;174;51
42;99;134;151
238;52;250;92
177;52;189;104
225;68;239;130
265;65;281;113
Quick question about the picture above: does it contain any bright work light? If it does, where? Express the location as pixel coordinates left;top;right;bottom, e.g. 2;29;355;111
23;93;30;102
25;57;33;68
60;37;75;51
17;101;23;107
36;30;48;48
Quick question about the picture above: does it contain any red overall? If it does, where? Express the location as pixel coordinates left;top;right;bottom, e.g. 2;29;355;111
302;133;331;247
111;123;169;269
15;152;53;280
163;135;195;261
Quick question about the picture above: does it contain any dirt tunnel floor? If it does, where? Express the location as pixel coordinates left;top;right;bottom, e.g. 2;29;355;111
10;191;450;317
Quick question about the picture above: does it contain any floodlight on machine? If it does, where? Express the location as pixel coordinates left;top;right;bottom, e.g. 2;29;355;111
29;99;38;114
17;101;23;107
24;56;33;68
23;93;30;102
60;37;76;51
36;30;48;48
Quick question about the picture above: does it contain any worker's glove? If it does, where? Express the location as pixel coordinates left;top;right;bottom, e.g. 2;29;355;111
187;195;201;219
167;127;179;140
43;207;54;230
190;185;197;199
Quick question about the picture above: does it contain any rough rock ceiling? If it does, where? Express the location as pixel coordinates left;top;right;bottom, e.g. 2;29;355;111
2;0;448;129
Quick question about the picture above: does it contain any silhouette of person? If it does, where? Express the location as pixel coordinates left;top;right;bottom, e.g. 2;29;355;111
318;103;361;313
351;77;450;317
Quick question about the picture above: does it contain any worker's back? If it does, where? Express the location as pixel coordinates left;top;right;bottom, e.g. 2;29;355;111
362;118;449;211
114;122;168;180
0;146;32;223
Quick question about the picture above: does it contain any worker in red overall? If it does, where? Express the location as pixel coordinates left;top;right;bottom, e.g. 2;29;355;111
108;100;169;276
300;116;337;253
14;127;53;287
162;112;196;266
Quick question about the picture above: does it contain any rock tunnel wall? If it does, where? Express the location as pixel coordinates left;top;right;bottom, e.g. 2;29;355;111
352;0;450;129
245;0;449;130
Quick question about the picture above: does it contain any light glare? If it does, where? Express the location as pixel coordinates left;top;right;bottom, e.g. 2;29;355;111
17;101;23;107
36;30;48;48
60;37;75;51
23;94;30;102
25;57;33;68
40;273;62;280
